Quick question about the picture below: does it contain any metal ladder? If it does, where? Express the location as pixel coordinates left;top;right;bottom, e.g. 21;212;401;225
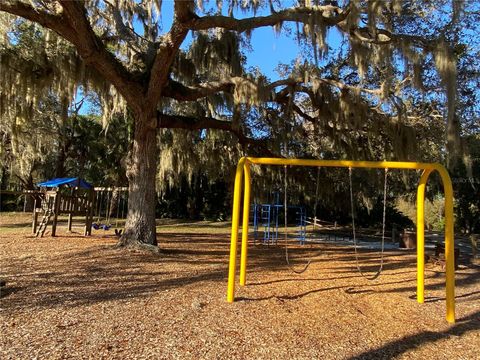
296;207;307;244
260;205;271;244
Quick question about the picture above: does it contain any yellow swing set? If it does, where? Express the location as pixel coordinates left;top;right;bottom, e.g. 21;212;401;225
226;157;456;324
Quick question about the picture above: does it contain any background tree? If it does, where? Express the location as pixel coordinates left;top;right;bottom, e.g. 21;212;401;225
0;1;472;249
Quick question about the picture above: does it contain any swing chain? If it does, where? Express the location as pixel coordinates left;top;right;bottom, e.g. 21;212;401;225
284;165;311;274
312;167;321;230
349;167;388;280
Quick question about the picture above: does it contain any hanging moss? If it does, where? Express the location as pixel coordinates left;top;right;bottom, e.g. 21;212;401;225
434;39;460;159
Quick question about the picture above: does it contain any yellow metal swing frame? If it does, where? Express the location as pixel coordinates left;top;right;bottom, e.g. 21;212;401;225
227;157;456;324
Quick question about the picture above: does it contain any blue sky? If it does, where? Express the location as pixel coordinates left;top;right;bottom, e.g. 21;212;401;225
245;26;344;79
157;0;343;80
159;1;304;80
244;27;304;78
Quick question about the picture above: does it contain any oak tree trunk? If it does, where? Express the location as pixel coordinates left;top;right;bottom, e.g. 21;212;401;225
21;174;35;212
118;114;158;247
55;148;67;178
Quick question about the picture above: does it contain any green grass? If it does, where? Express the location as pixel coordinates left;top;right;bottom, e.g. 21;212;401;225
0;212;234;236
154;219;232;235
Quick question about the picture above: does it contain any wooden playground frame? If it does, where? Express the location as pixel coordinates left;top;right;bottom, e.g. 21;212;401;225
32;188;95;236
227;157;456;324
32;186;128;237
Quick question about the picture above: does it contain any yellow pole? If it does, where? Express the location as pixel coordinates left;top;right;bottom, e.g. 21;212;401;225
437;167;456;324
227;157;246;303
416;169;432;304
240;162;251;286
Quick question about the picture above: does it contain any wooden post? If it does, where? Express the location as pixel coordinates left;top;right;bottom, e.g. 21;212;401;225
51;192;59;237
85;189;94;236
334;221;337;242
32;198;38;234
67;213;73;232
471;234;478;260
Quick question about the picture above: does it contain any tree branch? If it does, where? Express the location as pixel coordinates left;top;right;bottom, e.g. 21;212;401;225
290;102;316;123
0;1;74;41
145;0;193;111
0;1;145;113
345;25;437;50
58;1;144;112
190;5;348;32
104;0;145;53
157;113;276;156
163;79;235;101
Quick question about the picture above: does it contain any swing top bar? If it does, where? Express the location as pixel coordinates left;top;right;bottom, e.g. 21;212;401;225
243;157;448;172
227;157;455;324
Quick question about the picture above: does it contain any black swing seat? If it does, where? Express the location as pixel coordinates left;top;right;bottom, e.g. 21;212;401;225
92;223;111;230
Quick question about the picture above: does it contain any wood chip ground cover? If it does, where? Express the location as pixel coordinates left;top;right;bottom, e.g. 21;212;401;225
0;214;479;359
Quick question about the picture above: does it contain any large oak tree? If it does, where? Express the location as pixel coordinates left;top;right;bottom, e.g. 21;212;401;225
0;1;463;248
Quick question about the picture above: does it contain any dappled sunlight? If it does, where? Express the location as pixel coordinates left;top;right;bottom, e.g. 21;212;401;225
1;216;479;358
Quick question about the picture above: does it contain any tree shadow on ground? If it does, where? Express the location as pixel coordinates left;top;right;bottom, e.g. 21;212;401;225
1;234;293;311
155;219;231;227
0;222;32;229
1;231;478;315
237;278;414;302
0;285;21;298
408;289;480;303
348;310;480;359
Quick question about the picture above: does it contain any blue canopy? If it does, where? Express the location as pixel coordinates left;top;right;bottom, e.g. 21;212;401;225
37;177;93;189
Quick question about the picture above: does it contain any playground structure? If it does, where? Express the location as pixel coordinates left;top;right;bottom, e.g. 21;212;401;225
227;157;456;324
32;178;128;237
252;191;307;245
33;178;95;237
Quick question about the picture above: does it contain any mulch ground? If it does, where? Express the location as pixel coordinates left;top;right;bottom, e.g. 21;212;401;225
1;214;479;359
